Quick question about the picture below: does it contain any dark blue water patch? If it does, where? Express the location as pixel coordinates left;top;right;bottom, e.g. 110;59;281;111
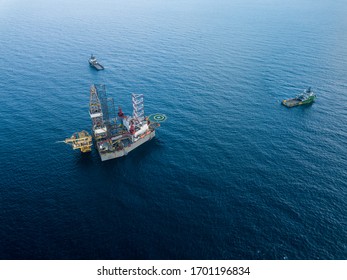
0;0;346;260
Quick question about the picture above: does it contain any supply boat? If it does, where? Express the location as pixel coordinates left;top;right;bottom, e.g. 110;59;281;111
88;54;104;70
282;87;316;107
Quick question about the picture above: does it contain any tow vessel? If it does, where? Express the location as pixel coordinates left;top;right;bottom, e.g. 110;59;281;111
282;87;316;107
88;54;104;70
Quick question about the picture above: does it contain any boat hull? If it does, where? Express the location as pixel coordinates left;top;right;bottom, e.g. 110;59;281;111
89;62;104;70
282;96;316;107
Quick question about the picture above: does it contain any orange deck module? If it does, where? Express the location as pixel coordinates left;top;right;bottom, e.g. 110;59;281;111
64;130;92;153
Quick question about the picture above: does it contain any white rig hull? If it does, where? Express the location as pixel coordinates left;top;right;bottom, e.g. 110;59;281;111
97;130;155;161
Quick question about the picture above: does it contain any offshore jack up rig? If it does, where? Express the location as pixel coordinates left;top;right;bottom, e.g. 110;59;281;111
64;84;166;161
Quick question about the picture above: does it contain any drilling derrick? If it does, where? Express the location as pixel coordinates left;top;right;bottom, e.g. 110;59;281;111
132;93;144;124
89;85;107;139
107;97;117;125
95;84;109;124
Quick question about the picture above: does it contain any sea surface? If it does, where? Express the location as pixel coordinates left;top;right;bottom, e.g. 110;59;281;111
0;0;346;259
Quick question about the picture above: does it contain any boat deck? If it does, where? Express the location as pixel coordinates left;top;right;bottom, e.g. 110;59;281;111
91;63;104;70
282;99;302;107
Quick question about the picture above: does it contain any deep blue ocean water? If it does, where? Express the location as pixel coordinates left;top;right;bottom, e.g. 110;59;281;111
0;0;346;259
